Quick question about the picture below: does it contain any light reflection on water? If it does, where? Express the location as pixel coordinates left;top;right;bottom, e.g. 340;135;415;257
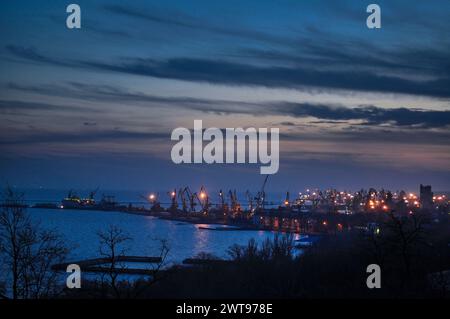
194;226;210;254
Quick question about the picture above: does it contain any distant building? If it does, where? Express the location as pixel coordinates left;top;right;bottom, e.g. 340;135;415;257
420;184;433;211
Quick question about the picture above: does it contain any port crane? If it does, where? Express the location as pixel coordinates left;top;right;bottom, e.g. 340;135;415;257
178;187;189;213
88;187;99;200
198;186;210;214
86;187;99;204
228;189;241;216
245;190;254;212
255;175;269;211
168;189;178;211
218;189;229;214
284;191;290;207
180;187;198;213
140;192;163;212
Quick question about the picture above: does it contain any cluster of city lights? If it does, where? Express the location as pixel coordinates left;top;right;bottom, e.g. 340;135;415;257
148;190;208;202
144;187;449;215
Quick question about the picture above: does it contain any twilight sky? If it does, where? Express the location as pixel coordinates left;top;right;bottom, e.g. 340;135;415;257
0;0;449;193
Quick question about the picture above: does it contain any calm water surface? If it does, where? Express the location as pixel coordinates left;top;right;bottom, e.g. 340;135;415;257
29;208;292;265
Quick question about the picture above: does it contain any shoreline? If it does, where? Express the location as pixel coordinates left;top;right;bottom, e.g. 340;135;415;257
28;206;319;235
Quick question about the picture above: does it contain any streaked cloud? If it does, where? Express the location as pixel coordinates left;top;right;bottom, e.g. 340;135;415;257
6;45;449;98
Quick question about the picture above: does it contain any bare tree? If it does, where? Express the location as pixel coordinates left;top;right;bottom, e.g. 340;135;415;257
149;238;170;276
22;230;69;298
146;238;170;285
0;187;28;299
97;225;131;298
127;238;171;298
384;211;426;281
0;186;69;299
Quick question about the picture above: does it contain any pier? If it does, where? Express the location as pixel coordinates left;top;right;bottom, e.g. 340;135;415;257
52;256;163;275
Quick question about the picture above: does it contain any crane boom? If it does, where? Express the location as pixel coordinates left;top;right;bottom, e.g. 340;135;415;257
256;175;269;210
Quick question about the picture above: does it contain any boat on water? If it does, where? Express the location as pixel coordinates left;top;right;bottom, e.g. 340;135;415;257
61;189;126;211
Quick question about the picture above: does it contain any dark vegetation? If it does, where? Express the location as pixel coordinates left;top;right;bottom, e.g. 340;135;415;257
0;187;69;299
66;212;450;299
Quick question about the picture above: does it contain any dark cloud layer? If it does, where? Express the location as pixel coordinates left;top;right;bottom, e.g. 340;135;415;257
6;44;450;98
268;103;450;128
0;99;96;113
0;129;168;146
84;57;450;98
5;45;72;68
6;82;450;129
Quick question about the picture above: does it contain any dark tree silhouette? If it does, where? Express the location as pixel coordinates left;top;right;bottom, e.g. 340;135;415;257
0;187;69;299
97;225;131;298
